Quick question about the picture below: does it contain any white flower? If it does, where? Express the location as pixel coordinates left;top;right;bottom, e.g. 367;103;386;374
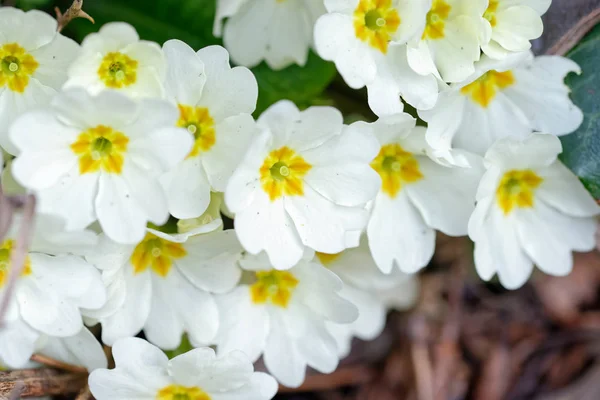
214;0;325;69
84;220;242;350
89;337;278;400
160;40;258;219
364;114;480;273
481;0;551;59
0;7;79;155
0;213;105;368
213;252;358;387
314;239;418;357
64;22;165;98
0;324;107;371
225;100;381;269
314;0;436;95
406;0;489;83
469;134;600;289
420;52;583;164
10;88;192;244
365;43;440;116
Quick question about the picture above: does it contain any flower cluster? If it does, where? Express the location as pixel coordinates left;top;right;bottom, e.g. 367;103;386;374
0;0;596;396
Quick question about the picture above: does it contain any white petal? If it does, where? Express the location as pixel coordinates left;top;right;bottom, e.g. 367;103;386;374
17;278;82;337
176;230;242;293
161;156;211;219
202;114;257;192
197;45;258;119
484;134;562;170
29;253;106;311
30;34;80;89
163;39;206;105
101;269;151;345
426;16;481;83
225;129;270;213
222;0;275;68
314;13;377;88
472;207;533;289
210;372;278;400
235;192;305;270
96;173;148;245
39;327;107;371
143;273;184;350
368;45;439;116
36;166;98;232
285;185;369;254
406;156;477;236
170;348;252;392
263;310;306;388
537;162;600;218
0;317;39;369
295;313;339;374
516;202;596;276
214;286;269;362
505;56;583;136
367;192;435;274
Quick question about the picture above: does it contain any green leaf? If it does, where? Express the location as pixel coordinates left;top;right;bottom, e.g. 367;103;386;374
560;23;600;199
55;0;336;115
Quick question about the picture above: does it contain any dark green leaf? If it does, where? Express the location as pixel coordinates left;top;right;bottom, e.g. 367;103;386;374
560;23;600;199
56;0;336;116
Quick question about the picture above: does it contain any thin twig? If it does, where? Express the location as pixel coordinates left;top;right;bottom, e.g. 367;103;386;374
0;195;36;329
546;7;600;56
55;0;94;33
30;354;87;374
0;369;87;397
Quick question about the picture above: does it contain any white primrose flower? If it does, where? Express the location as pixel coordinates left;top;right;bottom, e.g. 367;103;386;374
469;134;600;290
314;239;418;357
83;220;242;350
364;114;481;273
225;100;381;270
213;252;359;388
0;213;105;368
64;22;165;98
481;0;551;59
407;0;489;83
160;40;258;219
214;0;326;69
0;7;79;155
314;0;439;113
89;337;278;400
420;52;583;165
10;88;193;245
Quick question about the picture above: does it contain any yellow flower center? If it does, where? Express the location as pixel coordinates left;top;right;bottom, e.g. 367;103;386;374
98;52;138;89
259;146;312;201
422;0;452;40
460;70;516;108
156;384;211;400
70;125;129;175
371;144;424;198
177;105;216;158
0;43;39;93
353;0;401;53
250;270;299;308
496;169;543;215
315;252;342;266
484;0;499;27
130;233;187;278
0;240;32;288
